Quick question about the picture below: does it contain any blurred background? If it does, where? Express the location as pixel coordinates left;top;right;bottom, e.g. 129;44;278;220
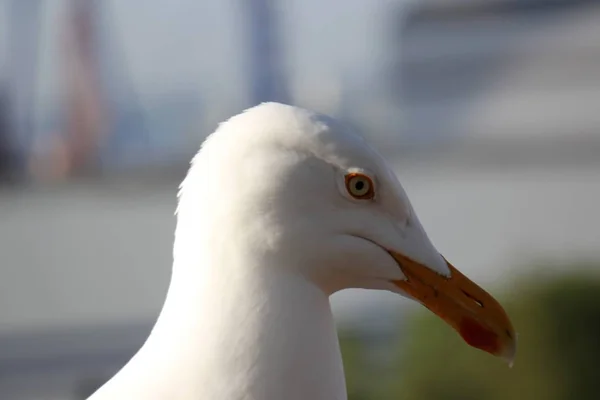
1;0;600;399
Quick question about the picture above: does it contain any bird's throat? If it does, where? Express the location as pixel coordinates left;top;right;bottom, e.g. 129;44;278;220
141;257;349;400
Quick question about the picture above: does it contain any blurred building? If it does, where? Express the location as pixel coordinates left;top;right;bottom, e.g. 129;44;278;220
384;0;600;156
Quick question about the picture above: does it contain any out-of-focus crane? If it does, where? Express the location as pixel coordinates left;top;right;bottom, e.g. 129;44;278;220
29;0;147;180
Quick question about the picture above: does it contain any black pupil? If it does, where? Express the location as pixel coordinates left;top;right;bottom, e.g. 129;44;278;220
354;180;365;191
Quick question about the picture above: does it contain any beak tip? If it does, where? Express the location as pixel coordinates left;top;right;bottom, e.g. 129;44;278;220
457;317;517;366
501;332;518;368
502;350;515;368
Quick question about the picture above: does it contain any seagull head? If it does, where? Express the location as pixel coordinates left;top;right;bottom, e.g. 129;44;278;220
177;102;516;363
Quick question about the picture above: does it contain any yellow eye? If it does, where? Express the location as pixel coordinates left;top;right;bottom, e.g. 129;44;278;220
345;173;375;200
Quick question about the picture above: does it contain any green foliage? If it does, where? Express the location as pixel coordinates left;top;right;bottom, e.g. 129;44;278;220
339;330;401;400
339;268;600;400
340;332;372;400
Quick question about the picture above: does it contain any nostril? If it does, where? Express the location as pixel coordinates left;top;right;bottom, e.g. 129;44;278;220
461;289;484;308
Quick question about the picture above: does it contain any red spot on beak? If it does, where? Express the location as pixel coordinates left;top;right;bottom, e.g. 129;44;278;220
459;317;500;355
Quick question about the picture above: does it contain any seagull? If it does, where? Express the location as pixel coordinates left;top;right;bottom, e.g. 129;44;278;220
88;103;516;400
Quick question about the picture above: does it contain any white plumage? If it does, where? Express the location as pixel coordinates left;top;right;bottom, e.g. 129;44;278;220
88;103;515;400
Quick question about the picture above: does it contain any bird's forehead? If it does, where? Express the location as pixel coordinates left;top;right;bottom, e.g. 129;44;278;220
221;102;383;169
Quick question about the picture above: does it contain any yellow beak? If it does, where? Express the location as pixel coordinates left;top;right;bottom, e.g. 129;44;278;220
389;251;516;364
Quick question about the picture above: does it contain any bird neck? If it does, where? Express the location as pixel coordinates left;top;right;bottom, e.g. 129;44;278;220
133;245;348;400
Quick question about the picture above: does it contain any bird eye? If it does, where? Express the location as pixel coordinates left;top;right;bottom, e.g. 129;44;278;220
345;173;375;200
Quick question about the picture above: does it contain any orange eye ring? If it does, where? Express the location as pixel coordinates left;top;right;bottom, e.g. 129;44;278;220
345;173;375;200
